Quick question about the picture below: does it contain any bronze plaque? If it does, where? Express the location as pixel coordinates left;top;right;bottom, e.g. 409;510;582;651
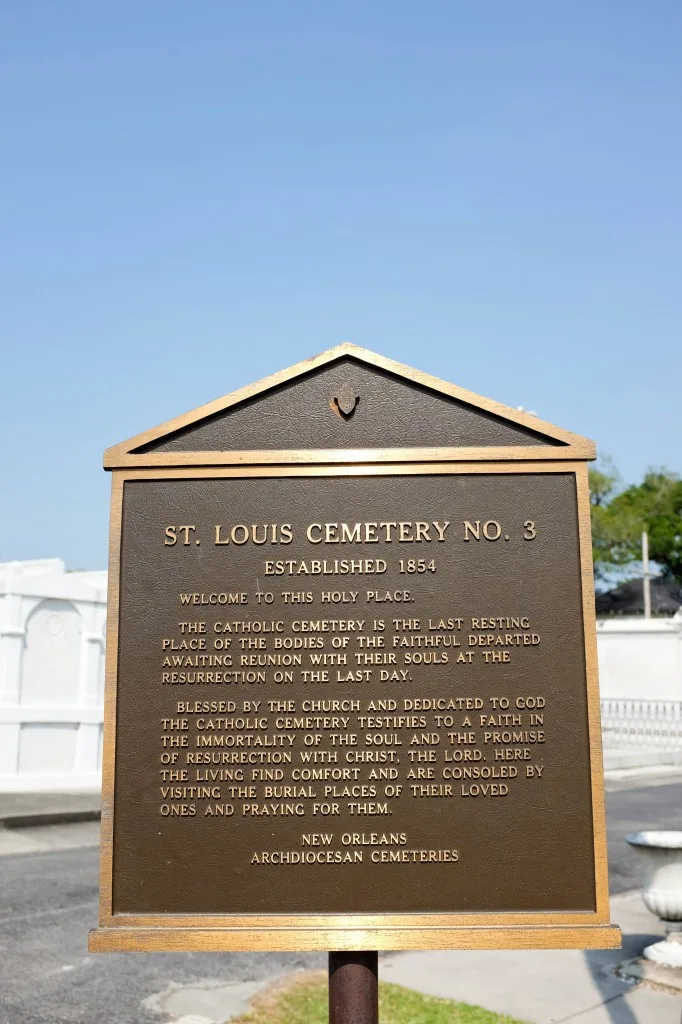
90;345;619;952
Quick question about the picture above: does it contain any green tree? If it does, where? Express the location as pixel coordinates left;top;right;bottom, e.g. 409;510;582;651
608;470;682;582
588;457;638;580
589;460;682;584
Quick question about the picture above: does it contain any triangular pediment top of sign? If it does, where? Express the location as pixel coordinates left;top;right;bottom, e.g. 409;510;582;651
104;343;595;467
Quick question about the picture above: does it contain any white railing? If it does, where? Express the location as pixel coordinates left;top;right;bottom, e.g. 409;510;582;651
601;699;682;749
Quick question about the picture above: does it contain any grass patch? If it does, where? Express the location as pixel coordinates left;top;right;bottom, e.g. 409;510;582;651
231;970;526;1024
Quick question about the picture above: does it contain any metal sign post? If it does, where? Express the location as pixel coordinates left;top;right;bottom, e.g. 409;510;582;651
329;951;378;1024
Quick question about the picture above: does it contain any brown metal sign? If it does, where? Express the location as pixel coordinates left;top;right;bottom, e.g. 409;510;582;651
89;344;619;952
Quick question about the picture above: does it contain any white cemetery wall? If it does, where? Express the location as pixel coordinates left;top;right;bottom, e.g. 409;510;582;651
596;615;682;701
0;559;106;791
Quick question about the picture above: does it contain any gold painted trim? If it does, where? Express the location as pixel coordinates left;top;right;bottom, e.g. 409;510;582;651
576;463;610;918
104;342;595;466
104;443;596;469
89;924;621;953
94;461;615;951
113;461;587;481
98;472;124;922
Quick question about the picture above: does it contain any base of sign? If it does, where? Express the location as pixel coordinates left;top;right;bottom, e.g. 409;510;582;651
329;951;378;1024
88;924;621;953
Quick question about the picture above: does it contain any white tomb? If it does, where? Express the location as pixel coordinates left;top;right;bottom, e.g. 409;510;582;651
0;559;106;791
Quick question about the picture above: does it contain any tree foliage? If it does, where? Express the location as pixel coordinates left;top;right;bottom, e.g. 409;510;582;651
589;460;682;583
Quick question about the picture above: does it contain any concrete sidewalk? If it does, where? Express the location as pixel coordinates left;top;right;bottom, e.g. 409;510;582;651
382;890;682;1023
0;790;100;828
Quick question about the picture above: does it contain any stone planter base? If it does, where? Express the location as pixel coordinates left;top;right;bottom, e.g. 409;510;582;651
619;956;682;993
625;830;682;974
643;931;682;969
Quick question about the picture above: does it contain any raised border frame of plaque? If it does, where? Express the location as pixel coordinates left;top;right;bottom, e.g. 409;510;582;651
89;344;620;952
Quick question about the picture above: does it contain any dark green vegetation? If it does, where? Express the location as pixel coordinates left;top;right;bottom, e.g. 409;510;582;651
590;459;682;584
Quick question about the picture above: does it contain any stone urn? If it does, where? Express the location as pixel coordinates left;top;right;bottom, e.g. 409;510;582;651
626;831;682;968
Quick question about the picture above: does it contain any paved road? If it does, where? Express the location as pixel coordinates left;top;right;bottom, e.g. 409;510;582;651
1;778;681;1024
605;777;682;894
0;840;323;1024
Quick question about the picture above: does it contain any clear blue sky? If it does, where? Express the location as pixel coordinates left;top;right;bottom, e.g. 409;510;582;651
1;2;680;569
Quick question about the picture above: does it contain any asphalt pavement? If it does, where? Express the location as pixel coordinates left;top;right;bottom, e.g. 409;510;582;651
605;777;682;894
1;777;681;1024
0;841;321;1024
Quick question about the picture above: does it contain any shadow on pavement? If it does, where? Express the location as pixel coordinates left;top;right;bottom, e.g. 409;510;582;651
582;930;662;1024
